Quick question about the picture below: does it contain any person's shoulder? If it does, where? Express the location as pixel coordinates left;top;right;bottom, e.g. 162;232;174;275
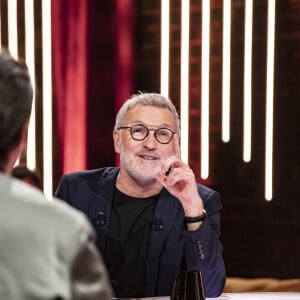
197;182;217;195
40;194;93;242
196;183;222;213
61;167;119;191
1;173;47;205
50;196;91;229
1;174;92;257
2;174;89;229
63;167;118;181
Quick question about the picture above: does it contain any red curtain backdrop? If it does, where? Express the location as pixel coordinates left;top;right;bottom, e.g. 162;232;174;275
52;0;134;176
115;0;134;112
115;0;134;165
52;0;87;175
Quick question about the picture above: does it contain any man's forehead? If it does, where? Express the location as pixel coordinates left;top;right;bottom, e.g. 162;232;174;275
125;105;175;127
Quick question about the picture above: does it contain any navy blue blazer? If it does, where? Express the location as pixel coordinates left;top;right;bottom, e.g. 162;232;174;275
55;167;226;297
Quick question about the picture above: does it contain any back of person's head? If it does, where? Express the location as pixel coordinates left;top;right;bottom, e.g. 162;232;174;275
0;50;33;171
12;164;42;190
114;92;180;134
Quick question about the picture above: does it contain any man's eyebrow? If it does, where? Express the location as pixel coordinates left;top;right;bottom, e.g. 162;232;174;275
130;121;173;128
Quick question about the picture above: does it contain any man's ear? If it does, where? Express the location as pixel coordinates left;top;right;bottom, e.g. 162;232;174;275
15;123;28;161
20;122;29;146
113;130;121;154
5;123;28;174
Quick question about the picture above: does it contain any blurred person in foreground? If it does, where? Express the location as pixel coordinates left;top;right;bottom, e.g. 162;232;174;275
0;50;112;300
56;92;226;298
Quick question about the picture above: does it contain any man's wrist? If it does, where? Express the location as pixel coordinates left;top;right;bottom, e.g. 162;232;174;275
184;209;207;224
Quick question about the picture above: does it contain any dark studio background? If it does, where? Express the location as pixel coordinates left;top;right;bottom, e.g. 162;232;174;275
1;0;299;280
131;0;300;278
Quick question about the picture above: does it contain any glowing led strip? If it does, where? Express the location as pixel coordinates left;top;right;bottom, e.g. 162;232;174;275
265;0;276;201
25;0;36;170
160;0;170;98
201;0;210;179
8;0;18;58
222;0;231;143
180;0;190;163
0;11;2;49
243;0;253;163
42;0;53;199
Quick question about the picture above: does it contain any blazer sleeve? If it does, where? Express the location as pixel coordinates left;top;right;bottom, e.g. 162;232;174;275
183;188;226;297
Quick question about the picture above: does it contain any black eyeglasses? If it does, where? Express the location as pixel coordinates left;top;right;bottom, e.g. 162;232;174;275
117;124;176;144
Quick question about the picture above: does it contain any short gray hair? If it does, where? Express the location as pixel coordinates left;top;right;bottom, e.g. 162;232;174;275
114;92;180;135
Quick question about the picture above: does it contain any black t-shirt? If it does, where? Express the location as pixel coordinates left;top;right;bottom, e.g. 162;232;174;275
104;187;158;298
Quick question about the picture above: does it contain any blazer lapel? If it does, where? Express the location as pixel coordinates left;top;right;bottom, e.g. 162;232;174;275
84;168;119;254
145;188;179;295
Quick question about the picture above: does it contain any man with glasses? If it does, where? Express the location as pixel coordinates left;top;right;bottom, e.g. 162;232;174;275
56;92;226;298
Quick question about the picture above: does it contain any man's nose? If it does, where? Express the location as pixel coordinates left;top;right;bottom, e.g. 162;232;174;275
142;130;157;148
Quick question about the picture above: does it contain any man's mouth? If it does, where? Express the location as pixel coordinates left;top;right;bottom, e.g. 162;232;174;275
139;155;159;161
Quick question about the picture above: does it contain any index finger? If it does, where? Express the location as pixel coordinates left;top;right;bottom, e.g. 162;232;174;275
173;134;181;159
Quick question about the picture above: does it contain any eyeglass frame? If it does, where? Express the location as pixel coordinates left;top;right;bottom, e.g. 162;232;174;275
117;124;177;144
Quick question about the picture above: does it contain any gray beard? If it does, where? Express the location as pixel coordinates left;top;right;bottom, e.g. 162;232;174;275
120;154;161;184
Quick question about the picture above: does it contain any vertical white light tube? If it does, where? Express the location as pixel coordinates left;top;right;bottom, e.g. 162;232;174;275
180;0;190;163
0;9;2;49
42;0;53;199
265;0;276;201
25;0;36;170
243;0;253;162
222;0;231;143
201;0;210;179
160;0;170;98
8;0;18;58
